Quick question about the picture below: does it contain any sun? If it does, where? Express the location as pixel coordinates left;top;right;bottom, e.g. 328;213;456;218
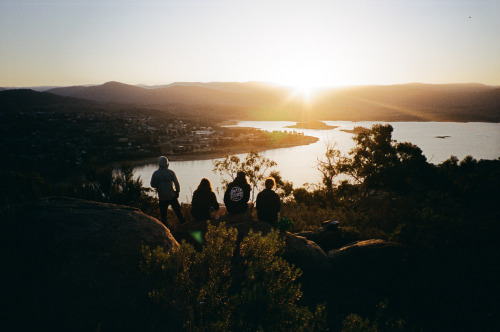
273;78;323;105
292;83;314;103
270;71;332;104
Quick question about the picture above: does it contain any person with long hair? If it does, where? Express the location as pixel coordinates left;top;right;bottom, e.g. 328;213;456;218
191;178;224;221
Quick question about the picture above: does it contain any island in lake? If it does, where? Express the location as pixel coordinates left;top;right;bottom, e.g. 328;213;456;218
340;126;370;134
285;120;338;130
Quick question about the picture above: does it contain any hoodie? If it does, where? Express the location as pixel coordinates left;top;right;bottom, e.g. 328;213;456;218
150;156;180;200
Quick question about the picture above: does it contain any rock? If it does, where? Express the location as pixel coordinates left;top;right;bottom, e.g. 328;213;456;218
296;226;359;253
283;233;333;275
282;233;334;304
327;239;407;318
329;239;401;263
1;197;178;332
321;220;340;231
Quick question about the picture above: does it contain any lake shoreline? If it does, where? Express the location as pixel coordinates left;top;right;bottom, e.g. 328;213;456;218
122;135;319;167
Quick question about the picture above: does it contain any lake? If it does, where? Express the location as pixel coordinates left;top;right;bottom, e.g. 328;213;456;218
134;121;500;203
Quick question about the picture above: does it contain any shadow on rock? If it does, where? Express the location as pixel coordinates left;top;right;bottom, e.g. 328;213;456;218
1;197;178;332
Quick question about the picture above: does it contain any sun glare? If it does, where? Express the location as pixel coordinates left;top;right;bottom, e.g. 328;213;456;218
270;72;334;104
293;84;314;103
275;78;324;105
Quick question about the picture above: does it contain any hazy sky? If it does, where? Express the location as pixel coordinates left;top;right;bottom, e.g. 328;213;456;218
1;0;499;87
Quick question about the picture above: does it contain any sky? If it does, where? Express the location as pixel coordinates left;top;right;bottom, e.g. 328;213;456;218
1;0;499;88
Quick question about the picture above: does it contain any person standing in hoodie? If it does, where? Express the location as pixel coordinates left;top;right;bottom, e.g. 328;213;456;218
150;156;185;225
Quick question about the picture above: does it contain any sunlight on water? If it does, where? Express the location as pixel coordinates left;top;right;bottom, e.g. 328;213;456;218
135;121;500;203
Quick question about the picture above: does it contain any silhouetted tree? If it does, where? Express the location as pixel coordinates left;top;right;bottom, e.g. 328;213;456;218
213;151;278;200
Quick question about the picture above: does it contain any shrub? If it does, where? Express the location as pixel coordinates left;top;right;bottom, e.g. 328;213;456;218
342;300;405;332
142;222;326;331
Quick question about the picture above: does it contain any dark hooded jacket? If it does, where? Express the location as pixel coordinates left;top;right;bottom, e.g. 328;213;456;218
150;156;180;200
224;176;251;214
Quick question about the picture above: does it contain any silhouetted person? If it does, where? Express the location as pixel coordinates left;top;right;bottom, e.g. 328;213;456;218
150;156;185;225
224;171;253;214
256;177;281;224
191;178;225;221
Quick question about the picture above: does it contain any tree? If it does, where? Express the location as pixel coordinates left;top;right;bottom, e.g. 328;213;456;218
316;124;428;197
70;164;156;213
316;141;345;193
342;124;398;188
212;151;278;200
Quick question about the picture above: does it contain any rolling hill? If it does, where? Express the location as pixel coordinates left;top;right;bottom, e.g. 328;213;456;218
47;81;286;107
4;82;500;122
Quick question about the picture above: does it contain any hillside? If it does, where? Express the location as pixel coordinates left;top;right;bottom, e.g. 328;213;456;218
4;82;500;122
47;81;286;107
312;83;500;122
0;89;101;113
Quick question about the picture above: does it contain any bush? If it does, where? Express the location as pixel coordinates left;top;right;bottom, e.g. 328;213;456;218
142;222;326;331
342;300;405;332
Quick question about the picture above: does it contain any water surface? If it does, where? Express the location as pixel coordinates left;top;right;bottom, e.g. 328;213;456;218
135;121;500;203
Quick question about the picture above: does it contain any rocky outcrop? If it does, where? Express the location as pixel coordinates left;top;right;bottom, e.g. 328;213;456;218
295;220;363;253
327;239;407;321
1;199;408;332
283;233;333;275
1;197;178;332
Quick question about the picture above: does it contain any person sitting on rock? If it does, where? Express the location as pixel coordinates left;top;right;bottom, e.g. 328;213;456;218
191;178;225;221
256;177;281;224
223;171;253;214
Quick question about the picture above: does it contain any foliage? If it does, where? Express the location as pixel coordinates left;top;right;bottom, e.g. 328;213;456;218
69;163;157;214
141;222;326;331
212;151;278;200
342;300;405;332
0;171;52;213
276;216;294;232
316;141;344;193
269;170;295;201
291;123;500;331
317;124;428;199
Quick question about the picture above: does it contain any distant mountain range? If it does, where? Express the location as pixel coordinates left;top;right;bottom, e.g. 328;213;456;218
1;81;499;122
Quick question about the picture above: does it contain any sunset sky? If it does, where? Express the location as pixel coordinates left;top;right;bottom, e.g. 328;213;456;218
1;0;499;88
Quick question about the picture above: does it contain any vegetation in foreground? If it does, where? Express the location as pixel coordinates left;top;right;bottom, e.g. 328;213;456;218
1;124;499;331
142;223;326;331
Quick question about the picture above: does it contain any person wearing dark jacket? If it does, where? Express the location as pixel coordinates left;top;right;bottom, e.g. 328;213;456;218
256;177;281;224
150;156;185;225
224;171;253;214
191;178;224;221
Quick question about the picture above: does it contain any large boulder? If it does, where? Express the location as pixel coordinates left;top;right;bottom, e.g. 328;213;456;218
281;233;334;304
296;226;360;252
327;239;407;322
283;233;333;275
1;197;178;332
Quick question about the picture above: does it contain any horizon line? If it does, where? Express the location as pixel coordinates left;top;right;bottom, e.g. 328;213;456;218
2;80;499;90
